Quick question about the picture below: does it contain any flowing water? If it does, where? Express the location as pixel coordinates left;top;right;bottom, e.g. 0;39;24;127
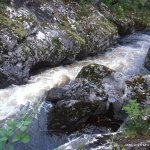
0;32;150;149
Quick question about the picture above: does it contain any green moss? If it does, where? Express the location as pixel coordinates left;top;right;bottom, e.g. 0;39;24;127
60;18;71;28
0;0;9;4
78;3;92;17
102;0;150;30
52;37;62;49
15;15;34;24
22;45;30;54
66;29;85;45
77;64;113;83
96;17;117;35
125;76;148;103
134;10;150;29
0;13;27;40
60;18;86;45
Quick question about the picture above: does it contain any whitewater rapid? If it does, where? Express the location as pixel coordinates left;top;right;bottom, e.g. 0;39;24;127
0;32;150;121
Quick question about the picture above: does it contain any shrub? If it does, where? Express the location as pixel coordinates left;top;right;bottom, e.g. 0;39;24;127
0;101;40;150
122;100;150;136
0;0;9;4
0;115;31;150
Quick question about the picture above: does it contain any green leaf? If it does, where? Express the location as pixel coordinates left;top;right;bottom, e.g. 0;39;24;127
0;136;8;142
0;141;5;149
21;135;30;144
24;119;32;126
12;134;20;143
0;129;6;136
6;120;16;128
20;126;27;132
7;130;14;137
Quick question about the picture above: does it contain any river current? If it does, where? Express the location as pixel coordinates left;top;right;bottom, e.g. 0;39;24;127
0;32;150;149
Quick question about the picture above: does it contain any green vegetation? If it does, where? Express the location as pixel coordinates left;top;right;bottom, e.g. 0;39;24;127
78;1;92;17
0;0;9;4
122;100;150;136
0;101;40;150
0;13;27;40
60;18;86;45
66;29;86;45
0;114;31;150
101;0;150;26
109;99;150;149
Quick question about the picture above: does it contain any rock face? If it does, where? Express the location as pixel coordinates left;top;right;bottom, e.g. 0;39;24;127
47;64;125;133
145;48;150;71
0;0;117;87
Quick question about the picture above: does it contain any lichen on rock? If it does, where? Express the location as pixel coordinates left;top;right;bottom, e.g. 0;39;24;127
0;0;118;87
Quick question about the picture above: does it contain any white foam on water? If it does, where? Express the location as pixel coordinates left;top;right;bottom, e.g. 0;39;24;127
0;32;150;121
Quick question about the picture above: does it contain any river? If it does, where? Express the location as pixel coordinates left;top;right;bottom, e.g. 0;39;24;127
0;32;150;149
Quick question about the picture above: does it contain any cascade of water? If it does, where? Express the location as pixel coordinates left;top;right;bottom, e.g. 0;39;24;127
0;32;150;121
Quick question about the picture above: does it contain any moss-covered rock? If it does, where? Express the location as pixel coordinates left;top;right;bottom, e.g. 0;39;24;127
0;0;118;86
47;64;119;133
99;3;150;35
77;64;113;83
125;75;150;103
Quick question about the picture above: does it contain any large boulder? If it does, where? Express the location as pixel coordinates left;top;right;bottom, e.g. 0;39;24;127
47;64;125;133
0;0;118;87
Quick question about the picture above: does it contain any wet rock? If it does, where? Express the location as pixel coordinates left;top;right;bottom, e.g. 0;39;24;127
47;64;123;133
47;99;103;133
47;78;108;133
144;48;150;71
56;133;117;150
46;88;66;103
0;71;10;88
64;78;107;102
